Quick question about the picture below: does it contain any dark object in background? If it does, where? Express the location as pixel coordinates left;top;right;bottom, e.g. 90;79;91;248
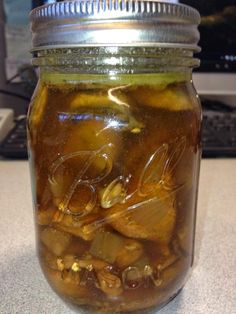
181;0;236;72
0;116;28;159
202;99;236;157
32;1;54;9
202;99;235;113
7;65;38;96
32;0;64;9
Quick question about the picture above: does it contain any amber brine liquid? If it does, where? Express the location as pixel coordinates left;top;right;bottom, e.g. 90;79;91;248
28;76;201;313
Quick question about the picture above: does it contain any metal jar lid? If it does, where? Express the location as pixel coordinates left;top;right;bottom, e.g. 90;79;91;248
30;0;200;52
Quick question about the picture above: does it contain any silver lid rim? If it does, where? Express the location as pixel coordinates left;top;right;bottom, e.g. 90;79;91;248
30;1;200;23
30;0;201;52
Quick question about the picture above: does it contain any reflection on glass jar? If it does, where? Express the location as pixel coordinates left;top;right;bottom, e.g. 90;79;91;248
28;1;201;313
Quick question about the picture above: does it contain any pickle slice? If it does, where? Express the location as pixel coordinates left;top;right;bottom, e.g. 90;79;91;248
116;239;144;268
41;227;72;256
63;120;120;173
104;189;176;244
52;212;101;241
89;231;124;264
128;84;193;111
70;91;111;109
37;207;57;225
69;85;144;133
89;230;144;267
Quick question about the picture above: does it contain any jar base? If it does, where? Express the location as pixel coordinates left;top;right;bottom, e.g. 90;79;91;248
64;287;183;314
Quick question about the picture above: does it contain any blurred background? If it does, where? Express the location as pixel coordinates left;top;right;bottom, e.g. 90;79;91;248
0;0;235;158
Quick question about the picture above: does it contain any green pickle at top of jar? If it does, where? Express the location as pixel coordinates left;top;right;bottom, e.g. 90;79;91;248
28;70;201;313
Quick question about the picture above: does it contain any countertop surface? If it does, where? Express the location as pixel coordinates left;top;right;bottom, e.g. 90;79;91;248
0;160;236;314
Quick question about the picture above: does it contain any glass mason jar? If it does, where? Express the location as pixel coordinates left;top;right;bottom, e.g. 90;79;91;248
28;1;201;313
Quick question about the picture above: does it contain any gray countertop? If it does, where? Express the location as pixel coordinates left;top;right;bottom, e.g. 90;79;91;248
0;160;236;314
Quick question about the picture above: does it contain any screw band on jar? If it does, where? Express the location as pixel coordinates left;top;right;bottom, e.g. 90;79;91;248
30;0;200;51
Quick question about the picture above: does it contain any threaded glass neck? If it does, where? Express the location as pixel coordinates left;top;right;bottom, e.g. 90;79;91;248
33;47;199;76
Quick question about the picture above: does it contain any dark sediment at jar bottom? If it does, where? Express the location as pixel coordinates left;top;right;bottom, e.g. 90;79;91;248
63;286;184;314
